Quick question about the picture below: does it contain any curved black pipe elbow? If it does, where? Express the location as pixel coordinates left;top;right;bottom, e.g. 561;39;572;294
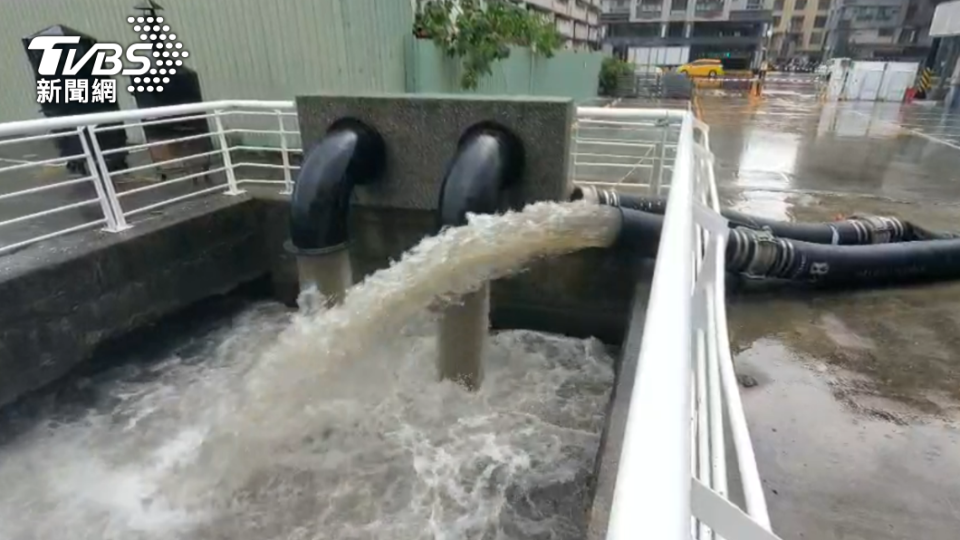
437;123;524;228
288;118;385;251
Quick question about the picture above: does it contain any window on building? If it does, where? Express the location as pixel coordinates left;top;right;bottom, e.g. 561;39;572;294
814;15;827;27
639;0;661;12
809;31;823;45
747;0;763;9
878;28;895;37
774;0;784;10
818;0;830;10
694;0;723;12
773;15;782;28
790;16;803;31
671;0;688;11
611;22;662;37
855;6;873;20
796;0;807;10
876;6;899;22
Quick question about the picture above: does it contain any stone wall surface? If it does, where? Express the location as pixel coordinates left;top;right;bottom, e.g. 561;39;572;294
0;196;266;408
296;94;575;211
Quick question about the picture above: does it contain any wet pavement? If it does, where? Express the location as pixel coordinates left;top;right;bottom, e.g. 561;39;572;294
690;80;960;539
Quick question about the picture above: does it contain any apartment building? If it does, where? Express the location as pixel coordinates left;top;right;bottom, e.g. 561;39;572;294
823;0;937;60
523;0;604;48
770;0;832;61
600;0;773;68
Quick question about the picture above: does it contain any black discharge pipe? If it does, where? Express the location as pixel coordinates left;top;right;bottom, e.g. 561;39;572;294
614;207;960;286
437;122;524;227
576;186;960;245
288;118;385;251
435;123;524;390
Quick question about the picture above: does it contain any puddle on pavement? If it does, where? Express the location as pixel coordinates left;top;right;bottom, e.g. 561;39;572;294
729;282;960;419
735;338;960;540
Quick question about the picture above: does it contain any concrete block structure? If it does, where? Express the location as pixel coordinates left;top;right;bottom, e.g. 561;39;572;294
296;94;576;210
291;94;639;342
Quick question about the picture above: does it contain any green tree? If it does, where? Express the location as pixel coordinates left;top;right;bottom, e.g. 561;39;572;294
598;57;634;96
414;0;563;90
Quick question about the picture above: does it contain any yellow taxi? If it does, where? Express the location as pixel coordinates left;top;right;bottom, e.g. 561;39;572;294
676;58;725;78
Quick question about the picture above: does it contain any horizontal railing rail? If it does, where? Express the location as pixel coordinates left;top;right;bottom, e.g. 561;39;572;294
0;101;678;256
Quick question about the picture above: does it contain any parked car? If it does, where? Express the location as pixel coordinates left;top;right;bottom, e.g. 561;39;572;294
676;58;725;78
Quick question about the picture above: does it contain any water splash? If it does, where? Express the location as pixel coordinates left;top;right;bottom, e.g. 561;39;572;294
0;201;622;540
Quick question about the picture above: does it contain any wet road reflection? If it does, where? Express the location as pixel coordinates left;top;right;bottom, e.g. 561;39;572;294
696;93;960;207
690;80;960;540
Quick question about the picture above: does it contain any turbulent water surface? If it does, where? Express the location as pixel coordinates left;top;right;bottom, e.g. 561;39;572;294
0;202;622;540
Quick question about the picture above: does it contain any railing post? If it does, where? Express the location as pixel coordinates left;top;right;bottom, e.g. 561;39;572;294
82;125;129;231
277;109;293;195
213;110;244;195
652;117;669;195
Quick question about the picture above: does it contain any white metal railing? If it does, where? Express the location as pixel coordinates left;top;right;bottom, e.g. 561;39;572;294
0;100;682;257
0;101;775;539
0;100;298;256
582;107;778;540
574;106;679;194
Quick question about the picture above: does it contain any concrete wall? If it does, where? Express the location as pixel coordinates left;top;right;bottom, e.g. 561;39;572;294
297;94;576;210
0;190;643;407
262;198;643;343
0;195;267;407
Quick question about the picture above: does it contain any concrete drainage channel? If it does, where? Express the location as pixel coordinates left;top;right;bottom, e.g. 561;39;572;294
0;96;776;539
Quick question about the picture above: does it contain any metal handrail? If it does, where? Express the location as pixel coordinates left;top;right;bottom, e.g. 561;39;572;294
605;108;695;540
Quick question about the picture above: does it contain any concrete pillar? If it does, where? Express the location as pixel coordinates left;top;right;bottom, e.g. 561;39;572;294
946;54;960;111
437;284;489;390
295;247;353;306
684;22;693;38
661;22;668;38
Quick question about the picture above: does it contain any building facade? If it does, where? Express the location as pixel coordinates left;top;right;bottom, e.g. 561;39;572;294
523;0;604;48
770;0;832;61
600;0;772;69
823;0;938;60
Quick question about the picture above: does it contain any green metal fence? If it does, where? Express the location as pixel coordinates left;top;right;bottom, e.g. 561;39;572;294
0;0;412;123
405;37;603;102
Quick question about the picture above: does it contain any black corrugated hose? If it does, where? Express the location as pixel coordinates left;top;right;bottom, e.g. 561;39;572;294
612;201;960;287
575;185;960;245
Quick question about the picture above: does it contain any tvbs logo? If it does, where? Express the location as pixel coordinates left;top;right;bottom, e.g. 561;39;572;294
30;15;190;105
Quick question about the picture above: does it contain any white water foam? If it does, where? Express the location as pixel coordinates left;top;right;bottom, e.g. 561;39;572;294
0;201;622;540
